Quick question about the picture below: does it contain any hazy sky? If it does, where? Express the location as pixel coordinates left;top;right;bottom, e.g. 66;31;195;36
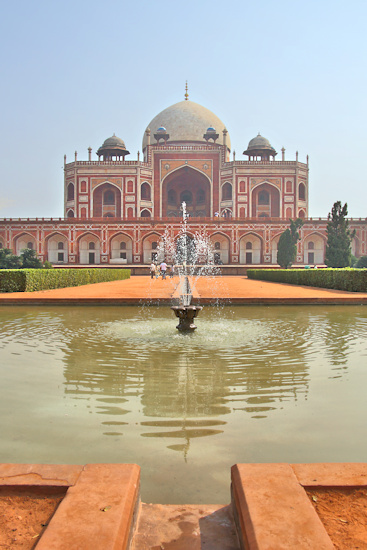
0;0;366;219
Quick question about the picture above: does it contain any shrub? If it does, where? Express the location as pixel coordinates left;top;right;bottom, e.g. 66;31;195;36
0;268;130;293
247;268;367;292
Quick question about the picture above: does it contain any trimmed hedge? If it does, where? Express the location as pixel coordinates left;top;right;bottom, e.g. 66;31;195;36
0;268;130;293
247;268;367;292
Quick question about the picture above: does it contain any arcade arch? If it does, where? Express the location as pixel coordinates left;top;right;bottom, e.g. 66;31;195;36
303;233;325;265
162;166;211;217
78;233;101;264
110;234;132;263
141;182;151;201
251;182;280;218
15;234;37;256
210;234;230;264
47;233;68;263
143;233;161;264
239;234;262;264
93;182;121;218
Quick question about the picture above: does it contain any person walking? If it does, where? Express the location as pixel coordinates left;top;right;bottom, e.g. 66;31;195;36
150;262;156;279
160;261;167;279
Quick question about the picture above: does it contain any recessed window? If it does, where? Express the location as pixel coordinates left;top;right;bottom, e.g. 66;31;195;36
258;191;269;205
168;189;176;204
27;242;33;249
197;189;205;203
222;182;232;201
180;191;192;204
246;242;252;250
299;183;306;200
58;242;64;250
89;242;95;250
152;242;158;250
215;242;221;250
308;241;314;250
120;242;127;250
67;183;74;201
104;190;115;205
141;183;151;200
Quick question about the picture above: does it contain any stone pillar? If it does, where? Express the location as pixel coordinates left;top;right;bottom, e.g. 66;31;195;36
88;147;92;161
281;147;285;161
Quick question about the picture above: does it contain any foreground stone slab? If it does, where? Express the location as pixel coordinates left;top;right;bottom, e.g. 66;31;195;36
231;463;334;549
0;463;140;550
131;503;239;550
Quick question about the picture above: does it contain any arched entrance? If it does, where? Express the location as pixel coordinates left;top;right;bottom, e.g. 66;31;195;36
93;183;121;218
47;234;68;263
110;234;133;263
78;234;101;264
303;234;325;265
251;183;280;218
163;166;211;217
239;234;262;264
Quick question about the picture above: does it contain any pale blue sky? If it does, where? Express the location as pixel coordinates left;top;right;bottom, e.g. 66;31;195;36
0;0;366;218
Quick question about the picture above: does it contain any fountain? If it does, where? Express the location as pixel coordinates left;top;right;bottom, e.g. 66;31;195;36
163;201;219;331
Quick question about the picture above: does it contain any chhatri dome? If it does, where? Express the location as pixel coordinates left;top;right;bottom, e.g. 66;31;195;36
142;94;231;151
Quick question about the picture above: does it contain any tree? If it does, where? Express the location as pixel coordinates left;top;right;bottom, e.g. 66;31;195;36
356;256;367;268
277;218;303;268
20;248;43;268
325;202;356;267
0;248;22;269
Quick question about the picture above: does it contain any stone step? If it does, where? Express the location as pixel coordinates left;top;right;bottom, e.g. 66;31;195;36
131;503;240;550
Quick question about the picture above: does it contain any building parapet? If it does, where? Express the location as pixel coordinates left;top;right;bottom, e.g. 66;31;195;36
64;161;150;169
1;216;366;224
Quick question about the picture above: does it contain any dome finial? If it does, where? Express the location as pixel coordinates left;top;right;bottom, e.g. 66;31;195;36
185;80;189;101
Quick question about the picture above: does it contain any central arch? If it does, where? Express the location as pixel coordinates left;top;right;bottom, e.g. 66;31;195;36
162;166;211;217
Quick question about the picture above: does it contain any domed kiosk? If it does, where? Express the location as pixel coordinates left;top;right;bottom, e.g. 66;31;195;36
142;100;231;152
97;134;130;161
243;133;277;161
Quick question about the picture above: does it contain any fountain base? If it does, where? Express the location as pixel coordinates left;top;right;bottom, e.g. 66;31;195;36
171;305;203;332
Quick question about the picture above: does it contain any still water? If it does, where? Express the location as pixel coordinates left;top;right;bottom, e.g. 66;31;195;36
0;305;366;503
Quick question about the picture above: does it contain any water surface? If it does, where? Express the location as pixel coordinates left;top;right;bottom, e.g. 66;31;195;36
0;305;366;503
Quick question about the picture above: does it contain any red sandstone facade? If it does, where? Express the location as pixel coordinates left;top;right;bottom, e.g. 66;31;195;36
0;98;366;266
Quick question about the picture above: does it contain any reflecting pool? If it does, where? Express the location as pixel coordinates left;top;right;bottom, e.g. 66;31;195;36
0;305;366;503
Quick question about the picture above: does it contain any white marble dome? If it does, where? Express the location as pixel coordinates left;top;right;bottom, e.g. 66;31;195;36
142;100;231;150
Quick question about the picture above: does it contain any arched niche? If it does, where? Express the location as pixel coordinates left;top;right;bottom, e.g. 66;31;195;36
141;182;151;201
303;233;325;265
110;234;133;263
239;233;262;264
15;234;37;257
210;233;230;264
143;233;161;264
93;182;121;218
78;233;101;264
162;166;211;217
251;183;280;218
46;233;68;263
67;182;74;201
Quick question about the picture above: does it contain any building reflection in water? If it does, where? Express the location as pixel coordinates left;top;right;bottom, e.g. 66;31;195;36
1;305;366;461
59;306;321;457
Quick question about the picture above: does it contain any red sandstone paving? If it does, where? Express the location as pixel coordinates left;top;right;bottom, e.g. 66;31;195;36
0;275;366;302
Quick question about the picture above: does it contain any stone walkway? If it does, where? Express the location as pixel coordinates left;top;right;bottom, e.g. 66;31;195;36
0;275;366;305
